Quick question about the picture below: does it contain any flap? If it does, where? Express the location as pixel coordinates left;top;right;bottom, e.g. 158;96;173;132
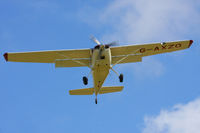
112;55;142;64
55;58;90;67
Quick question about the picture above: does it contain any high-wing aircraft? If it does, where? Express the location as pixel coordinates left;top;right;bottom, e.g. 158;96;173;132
3;37;193;104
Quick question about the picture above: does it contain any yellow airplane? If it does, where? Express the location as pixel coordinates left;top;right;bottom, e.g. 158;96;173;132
3;37;193;104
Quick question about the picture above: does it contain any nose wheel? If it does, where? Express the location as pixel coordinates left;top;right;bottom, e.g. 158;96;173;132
119;74;123;82
83;76;88;85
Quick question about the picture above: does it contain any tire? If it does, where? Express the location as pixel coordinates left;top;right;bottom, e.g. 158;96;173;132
95;98;97;104
83;76;88;85
119;74;123;82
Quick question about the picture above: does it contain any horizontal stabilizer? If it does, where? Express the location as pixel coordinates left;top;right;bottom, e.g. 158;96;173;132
69;88;94;95
99;86;124;94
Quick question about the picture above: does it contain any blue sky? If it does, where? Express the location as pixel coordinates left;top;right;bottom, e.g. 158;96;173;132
1;0;200;133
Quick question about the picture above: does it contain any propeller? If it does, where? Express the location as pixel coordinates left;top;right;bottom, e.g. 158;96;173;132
90;35;119;47
105;41;119;47
90;36;119;59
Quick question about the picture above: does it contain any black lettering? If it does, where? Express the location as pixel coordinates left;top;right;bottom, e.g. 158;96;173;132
140;48;146;53
161;45;167;50
168;44;174;49
154;47;159;51
175;43;181;48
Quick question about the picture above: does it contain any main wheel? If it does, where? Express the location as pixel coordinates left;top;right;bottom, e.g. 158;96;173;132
83;76;88;85
95;98;97;104
119;74;123;82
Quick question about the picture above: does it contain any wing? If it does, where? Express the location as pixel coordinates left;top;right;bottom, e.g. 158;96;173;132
111;40;193;64
4;48;91;67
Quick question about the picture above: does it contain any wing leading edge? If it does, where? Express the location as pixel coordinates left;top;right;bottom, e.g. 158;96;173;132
4;48;91;67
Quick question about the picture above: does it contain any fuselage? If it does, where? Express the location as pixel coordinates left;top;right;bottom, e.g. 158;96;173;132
91;45;111;95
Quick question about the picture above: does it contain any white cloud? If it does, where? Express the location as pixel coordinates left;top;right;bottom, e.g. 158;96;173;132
99;0;200;43
80;0;200;79
117;57;165;79
142;98;200;133
132;57;165;79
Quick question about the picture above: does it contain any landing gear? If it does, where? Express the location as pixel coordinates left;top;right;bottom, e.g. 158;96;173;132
111;67;124;83
119;74;123;82
95;98;98;104
83;76;88;85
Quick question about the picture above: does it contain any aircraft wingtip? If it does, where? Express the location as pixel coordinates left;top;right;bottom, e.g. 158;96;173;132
188;40;193;48
3;53;8;61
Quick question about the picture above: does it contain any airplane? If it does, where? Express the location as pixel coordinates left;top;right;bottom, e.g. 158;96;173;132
3;37;193;104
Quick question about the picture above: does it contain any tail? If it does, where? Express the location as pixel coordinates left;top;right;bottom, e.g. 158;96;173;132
69;86;124;95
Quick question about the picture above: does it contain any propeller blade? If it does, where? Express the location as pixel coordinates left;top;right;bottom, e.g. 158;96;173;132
106;41;119;46
90;36;101;45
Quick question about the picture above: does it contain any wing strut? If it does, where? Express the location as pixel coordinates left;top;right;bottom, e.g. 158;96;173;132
56;52;91;68
112;48;141;67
